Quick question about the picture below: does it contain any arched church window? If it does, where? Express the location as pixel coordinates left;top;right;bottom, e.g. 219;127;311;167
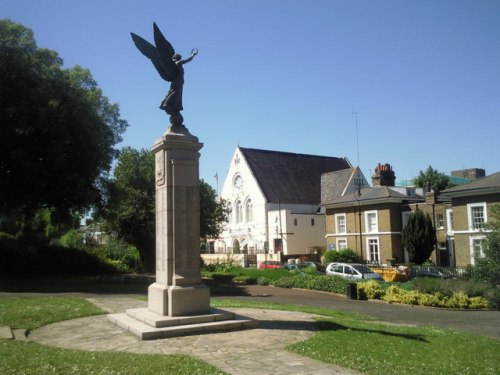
245;199;253;222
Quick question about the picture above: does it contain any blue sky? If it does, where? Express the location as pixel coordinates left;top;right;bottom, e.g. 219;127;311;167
3;0;500;191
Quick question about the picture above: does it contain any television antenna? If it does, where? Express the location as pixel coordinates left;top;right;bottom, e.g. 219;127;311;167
352;110;360;167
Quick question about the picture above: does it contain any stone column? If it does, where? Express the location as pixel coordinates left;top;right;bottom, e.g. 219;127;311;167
148;130;210;316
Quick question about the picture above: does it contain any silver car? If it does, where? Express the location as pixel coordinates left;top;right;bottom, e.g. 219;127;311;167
326;263;383;281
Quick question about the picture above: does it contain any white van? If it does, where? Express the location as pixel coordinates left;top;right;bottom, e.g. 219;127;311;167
326;263;383;281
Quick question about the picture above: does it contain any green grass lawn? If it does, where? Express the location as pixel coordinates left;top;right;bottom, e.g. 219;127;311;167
0;296;226;375
213;299;500;375
1;295;499;375
0;296;104;330
0;342;227;375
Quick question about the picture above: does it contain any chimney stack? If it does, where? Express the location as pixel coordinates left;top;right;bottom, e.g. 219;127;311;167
372;163;396;187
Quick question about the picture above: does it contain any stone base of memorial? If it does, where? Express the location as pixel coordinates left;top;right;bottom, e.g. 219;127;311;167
108;125;257;340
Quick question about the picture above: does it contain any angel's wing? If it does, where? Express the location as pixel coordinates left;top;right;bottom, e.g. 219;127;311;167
131;25;178;82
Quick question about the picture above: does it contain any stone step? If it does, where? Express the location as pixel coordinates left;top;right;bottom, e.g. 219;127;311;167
108;311;258;340
126;307;236;328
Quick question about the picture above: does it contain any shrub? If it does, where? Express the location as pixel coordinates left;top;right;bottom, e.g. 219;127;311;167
272;274;349;294
324;248;360;264
357;280;384;300
60;229;85;250
101;239;142;271
257;276;272;286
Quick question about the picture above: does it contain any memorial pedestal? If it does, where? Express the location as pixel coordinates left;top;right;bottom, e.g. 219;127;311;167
109;126;257;339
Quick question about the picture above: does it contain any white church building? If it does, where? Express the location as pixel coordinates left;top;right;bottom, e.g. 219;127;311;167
209;146;357;258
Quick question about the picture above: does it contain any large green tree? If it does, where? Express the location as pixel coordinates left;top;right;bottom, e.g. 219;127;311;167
0;19;127;231
100;148;155;271
413;166;453;191
401;208;436;264
100;148;229;272
200;180;230;240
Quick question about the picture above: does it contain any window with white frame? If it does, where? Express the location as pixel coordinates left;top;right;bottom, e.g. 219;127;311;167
402;211;412;227
335;213;347;234
446;209;454;232
337;238;348;250
437;213;444;229
469;236;486;265
367;237;380;263
468;203;487;230
365;211;378;233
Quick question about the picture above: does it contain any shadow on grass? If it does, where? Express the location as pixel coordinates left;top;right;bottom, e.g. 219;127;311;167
315;320;429;342
249;319;428;342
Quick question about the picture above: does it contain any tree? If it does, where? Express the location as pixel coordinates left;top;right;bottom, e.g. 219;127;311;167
0;19;128;232
99;149;229;272
413;166;453;191
401;209;436;264
99;148;156;271
200;180;230;240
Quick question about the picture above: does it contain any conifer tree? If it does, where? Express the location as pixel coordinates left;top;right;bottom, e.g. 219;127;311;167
401;209;436;264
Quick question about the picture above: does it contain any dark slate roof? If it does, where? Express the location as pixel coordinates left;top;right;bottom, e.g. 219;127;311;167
442;172;500;197
240;147;351;205
321;168;356;203
322;186;423;207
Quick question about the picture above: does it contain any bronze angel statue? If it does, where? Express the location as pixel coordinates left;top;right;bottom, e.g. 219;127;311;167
131;23;198;128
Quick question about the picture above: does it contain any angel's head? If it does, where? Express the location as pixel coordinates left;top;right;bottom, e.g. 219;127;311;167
173;54;181;61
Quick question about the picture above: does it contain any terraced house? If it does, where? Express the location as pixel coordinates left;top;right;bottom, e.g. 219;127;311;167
441;172;500;267
322;165;500;268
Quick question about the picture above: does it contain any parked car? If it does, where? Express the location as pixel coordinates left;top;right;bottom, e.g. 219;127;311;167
325;263;383;281
298;261;326;274
259;260;283;269
283;263;298;271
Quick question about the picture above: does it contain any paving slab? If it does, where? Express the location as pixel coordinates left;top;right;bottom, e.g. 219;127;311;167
0;326;13;339
27;297;362;375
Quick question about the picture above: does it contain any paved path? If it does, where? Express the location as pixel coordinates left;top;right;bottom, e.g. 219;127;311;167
27;296;362;375
3;282;499;374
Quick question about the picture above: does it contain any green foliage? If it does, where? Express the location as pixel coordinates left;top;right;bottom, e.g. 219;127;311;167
257;276;272;286
99;147;155;271
272;274;349;294
324;248;360;264
0;20;127;227
101;238;141;271
357;280;490;308
200;179;230;239
0;240;121;275
60;229;85;250
401;208;436;264
413;165;454;191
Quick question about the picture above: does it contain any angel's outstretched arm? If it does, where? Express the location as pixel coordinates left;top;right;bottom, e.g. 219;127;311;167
178;48;198;65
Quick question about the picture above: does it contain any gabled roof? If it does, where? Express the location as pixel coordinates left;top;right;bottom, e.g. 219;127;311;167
322;168;356;199
322;186;423;208
442;172;500;197
239;147;351;205
321;167;368;203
